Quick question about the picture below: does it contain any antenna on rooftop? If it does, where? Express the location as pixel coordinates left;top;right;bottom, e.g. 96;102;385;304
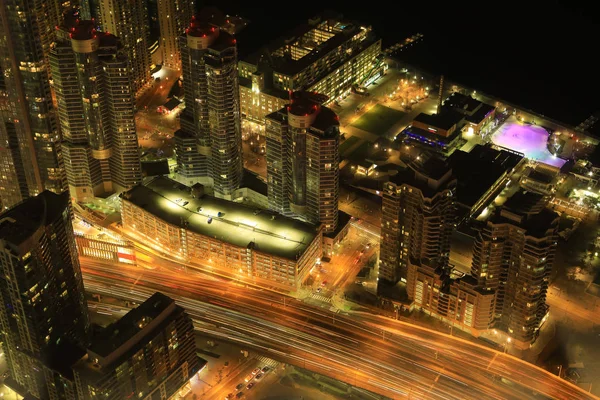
437;75;444;114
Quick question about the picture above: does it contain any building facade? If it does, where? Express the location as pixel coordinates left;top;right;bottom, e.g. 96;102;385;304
175;17;242;198
120;177;322;291
380;156;456;285
157;0;193;69
238;14;381;125
98;0;151;94
0;0;67;209
0;191;90;399
50;16;142;201
265;92;340;233
471;192;558;347
73;292;201;400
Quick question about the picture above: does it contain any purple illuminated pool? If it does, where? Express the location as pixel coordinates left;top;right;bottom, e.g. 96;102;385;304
491;118;566;168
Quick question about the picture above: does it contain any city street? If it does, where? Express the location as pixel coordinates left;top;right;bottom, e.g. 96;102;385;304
79;258;593;400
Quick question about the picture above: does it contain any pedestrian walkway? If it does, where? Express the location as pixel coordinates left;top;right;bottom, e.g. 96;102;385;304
310;293;332;303
255;355;279;368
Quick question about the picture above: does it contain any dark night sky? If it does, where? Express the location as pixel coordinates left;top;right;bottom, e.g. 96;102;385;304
208;0;599;127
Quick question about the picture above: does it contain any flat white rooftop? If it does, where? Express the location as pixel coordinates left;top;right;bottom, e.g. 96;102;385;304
121;177;320;260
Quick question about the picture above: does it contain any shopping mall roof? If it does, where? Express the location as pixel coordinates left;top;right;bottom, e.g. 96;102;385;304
449;145;523;209
121;177;320;260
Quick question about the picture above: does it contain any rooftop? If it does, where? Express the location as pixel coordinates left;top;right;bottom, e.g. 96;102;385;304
121;176;320;260
525;167;556;184
503;190;549;216
61;11;118;47
413;110;465;131
411;155;453;181
449;145;523;208
389;155;455;197
465;103;496;125
444;92;482;114
243;13;377;77
184;16;236;52
88;292;176;359
494;203;559;239
0;191;69;254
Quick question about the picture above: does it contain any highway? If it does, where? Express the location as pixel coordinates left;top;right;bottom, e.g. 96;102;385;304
80;259;594;400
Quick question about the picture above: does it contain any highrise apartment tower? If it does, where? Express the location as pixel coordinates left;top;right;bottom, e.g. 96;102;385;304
157;0;194;69
0;0;67;209
175;16;242;198
265;92;340;232
380;155;456;286
471;191;558;346
0;191;90;399
50;14;142;201
98;0;151;94
73;292;201;399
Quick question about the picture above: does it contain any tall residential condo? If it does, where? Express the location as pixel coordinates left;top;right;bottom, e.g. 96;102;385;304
265;92;340;233
471;191;558;347
73;292;202;399
50;14;142;201
0;191;90;399
0;0;67;209
98;0;151;94
157;0;194;69
175;15;242;198
380;155;456;286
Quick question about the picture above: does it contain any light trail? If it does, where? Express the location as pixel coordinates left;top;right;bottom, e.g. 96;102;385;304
80;261;595;400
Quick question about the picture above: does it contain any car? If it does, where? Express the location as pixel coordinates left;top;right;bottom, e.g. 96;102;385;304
321;280;327;286
246;382;255;390
225;393;234;400
261;366;270;373
244;374;254;382
236;392;244;399
251;367;261;375
316;287;322;293
255;373;264;381
235;383;244;391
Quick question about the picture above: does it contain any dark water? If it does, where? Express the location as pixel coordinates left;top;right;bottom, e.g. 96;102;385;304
206;0;599;126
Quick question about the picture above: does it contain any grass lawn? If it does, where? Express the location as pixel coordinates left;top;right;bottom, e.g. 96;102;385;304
351;104;405;136
339;136;361;156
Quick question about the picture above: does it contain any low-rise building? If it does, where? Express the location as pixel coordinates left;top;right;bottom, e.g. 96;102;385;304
120;176;322;291
403;110;465;156
238;13;381;124
443;92;496;137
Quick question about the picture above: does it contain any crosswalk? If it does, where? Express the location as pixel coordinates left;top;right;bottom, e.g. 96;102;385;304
255;355;279;368
310;293;332;303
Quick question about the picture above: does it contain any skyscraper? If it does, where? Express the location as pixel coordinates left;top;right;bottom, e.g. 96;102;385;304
0;191;90;399
471;191;558;346
98;0;151;94
0;0;67;209
73;292;201;399
174;16;242;198
50;14;142;201
265;92;340;232
380;155;456;286
157;0;194;69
